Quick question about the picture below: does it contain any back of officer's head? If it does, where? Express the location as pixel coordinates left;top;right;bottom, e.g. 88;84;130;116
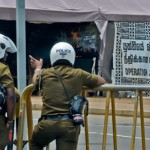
50;42;75;67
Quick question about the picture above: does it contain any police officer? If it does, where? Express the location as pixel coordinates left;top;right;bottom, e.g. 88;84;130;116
0;34;17;149
29;42;105;150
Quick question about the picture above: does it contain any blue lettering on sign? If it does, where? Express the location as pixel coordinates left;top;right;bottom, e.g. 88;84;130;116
56;49;71;57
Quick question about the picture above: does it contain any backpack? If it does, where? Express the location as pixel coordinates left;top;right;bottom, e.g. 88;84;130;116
0;83;6;113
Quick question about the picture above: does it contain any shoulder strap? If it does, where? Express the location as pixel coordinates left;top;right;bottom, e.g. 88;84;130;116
38;69;44;95
53;67;71;101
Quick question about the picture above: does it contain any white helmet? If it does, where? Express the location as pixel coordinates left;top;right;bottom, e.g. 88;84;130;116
0;34;17;59
50;42;75;66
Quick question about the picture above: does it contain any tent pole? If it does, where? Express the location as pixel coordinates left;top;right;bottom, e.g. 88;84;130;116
16;0;26;93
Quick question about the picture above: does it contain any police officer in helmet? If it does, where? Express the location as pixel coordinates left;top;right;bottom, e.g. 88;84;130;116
0;34;17;149
29;42;105;150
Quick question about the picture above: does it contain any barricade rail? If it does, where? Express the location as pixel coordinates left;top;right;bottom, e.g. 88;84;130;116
16;84;150;150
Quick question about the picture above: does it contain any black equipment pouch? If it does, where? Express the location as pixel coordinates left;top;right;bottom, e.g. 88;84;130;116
0;83;6;113
70;95;89;127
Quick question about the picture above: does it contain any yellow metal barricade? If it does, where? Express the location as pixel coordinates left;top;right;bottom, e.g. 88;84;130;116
102;90;111;150
17;84;149;150
17;84;34;150
82;90;90;150
98;85;147;150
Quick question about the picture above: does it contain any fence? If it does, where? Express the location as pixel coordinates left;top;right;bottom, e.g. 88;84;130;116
16;84;150;150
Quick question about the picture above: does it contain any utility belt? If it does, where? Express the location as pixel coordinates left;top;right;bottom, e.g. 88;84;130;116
38;114;72;122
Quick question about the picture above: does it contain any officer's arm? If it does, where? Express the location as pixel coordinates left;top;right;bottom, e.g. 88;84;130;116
6;87;16;122
29;55;43;84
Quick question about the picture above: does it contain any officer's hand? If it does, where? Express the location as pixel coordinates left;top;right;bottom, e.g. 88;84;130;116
29;55;43;69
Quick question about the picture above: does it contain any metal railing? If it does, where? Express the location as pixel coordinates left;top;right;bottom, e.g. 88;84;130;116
16;84;150;150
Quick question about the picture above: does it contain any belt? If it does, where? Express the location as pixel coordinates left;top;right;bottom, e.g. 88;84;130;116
40;114;72;121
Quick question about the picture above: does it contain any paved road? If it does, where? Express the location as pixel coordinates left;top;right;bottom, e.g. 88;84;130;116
12;110;150;150
31;96;150;117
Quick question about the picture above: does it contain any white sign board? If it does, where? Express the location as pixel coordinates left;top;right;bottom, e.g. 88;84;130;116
121;39;150;79
112;22;150;86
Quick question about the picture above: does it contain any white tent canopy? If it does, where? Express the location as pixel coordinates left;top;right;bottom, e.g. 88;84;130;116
1;0;150;22
1;0;150;90
0;0;102;22
92;0;150;21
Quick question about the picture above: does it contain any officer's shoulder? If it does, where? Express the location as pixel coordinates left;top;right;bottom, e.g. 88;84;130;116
72;67;85;74
0;62;9;69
